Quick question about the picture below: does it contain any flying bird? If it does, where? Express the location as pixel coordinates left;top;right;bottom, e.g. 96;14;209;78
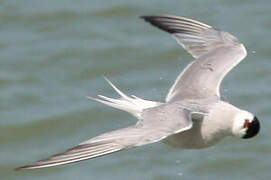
16;14;260;170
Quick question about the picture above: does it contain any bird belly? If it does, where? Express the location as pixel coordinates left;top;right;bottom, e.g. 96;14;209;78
163;119;225;149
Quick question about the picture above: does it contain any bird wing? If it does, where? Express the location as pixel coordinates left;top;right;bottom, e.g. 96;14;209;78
15;107;192;170
141;15;247;101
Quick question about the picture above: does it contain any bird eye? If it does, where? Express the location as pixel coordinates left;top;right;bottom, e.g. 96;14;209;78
243;119;250;128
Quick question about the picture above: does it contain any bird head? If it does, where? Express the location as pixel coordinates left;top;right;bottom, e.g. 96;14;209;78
232;111;260;139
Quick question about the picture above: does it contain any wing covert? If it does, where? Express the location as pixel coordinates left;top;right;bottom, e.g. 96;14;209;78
141;15;247;101
16;107;192;170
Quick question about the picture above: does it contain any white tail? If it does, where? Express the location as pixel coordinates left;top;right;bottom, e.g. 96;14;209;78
87;77;161;118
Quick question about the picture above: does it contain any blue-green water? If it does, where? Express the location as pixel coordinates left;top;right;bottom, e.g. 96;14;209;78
1;0;271;179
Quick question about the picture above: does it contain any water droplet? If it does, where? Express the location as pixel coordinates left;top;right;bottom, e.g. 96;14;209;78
178;172;183;176
176;160;181;164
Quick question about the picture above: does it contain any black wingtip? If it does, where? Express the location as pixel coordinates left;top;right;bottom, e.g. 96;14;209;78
15;164;43;171
14;163;40;171
140;15;182;34
14;166;28;171
140;15;152;21
140;15;160;21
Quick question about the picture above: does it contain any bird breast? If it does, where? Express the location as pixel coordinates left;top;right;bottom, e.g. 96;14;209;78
163;101;235;149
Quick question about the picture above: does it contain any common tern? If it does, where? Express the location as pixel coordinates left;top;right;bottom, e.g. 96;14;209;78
16;14;260;170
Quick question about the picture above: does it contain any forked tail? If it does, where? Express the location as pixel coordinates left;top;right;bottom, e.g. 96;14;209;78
87;78;161;118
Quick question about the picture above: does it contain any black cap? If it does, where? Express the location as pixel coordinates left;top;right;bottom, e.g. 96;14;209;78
242;116;260;139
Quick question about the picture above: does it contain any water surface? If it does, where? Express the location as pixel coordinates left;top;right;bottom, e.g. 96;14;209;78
1;0;270;179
